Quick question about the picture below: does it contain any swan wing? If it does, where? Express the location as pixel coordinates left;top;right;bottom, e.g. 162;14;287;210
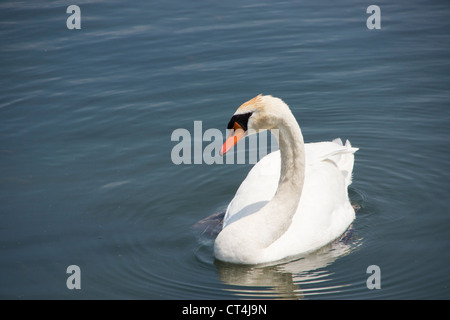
305;138;358;186
223;139;358;229
223;150;280;228
266;159;356;260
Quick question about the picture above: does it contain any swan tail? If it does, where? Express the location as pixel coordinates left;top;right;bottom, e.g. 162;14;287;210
330;138;358;186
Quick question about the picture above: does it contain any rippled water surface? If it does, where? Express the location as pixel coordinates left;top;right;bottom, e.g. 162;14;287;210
1;0;449;299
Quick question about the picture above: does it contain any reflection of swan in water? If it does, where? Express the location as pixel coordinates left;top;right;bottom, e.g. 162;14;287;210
193;210;362;299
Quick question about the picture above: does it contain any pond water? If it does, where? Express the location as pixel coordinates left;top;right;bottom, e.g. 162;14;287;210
1;0;449;299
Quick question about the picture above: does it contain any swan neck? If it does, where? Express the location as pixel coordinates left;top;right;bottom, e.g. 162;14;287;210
255;111;305;247
274;113;305;201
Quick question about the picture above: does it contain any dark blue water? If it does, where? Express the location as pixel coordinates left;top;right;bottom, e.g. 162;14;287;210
1;0;449;299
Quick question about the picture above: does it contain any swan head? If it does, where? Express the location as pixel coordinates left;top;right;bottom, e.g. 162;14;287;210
221;94;290;155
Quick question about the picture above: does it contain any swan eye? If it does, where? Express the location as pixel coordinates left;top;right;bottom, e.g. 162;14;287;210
227;112;253;131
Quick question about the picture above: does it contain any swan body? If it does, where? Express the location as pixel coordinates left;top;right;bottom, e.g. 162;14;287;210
214;95;358;264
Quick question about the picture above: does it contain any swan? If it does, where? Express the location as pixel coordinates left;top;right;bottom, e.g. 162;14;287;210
214;94;358;264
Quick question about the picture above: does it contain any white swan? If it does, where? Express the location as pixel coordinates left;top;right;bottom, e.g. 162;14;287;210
214;95;358;264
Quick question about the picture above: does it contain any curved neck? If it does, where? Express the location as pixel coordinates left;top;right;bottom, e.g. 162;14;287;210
259;111;306;247
275;115;305;202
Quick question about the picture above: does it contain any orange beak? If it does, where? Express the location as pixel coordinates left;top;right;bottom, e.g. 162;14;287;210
220;123;246;156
